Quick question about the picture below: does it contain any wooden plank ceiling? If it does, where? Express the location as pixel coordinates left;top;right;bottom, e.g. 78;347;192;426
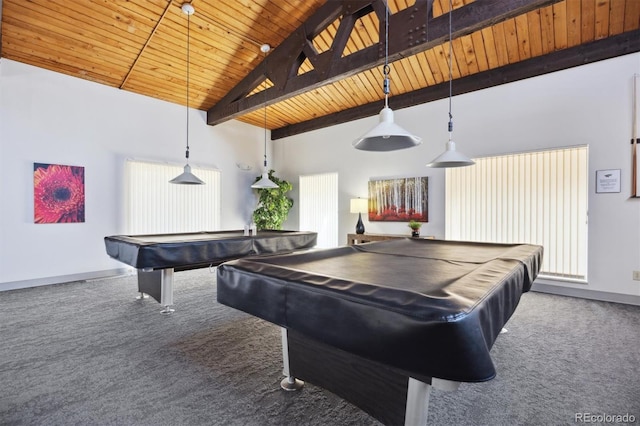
2;0;639;140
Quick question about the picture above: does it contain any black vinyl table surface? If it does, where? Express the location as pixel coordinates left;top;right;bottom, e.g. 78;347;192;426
217;238;543;383
104;230;318;271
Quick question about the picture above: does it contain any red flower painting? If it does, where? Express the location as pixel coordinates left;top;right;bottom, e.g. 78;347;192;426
34;163;85;223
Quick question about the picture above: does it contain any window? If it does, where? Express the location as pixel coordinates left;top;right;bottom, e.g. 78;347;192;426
445;146;588;280
299;173;339;248
124;159;221;234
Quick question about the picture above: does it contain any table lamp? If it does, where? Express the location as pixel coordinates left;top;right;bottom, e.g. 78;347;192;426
350;198;368;235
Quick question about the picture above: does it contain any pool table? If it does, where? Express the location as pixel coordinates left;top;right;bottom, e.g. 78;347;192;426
216;238;543;425
104;230;317;313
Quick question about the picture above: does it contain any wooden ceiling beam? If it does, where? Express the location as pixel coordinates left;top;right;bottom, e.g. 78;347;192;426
207;0;560;126
271;28;640;140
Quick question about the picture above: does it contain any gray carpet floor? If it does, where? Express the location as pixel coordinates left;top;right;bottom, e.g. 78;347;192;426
1;268;639;426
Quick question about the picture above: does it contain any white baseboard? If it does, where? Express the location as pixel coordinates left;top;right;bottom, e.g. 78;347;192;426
0;268;132;292
532;282;640;306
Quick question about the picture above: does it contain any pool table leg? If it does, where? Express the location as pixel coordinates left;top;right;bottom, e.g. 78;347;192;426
280;328;304;391
136;268;175;313
159;269;175;314
405;377;460;426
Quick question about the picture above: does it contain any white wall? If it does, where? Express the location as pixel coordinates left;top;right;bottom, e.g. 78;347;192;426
274;53;640;302
3;54;640;302
0;59;264;287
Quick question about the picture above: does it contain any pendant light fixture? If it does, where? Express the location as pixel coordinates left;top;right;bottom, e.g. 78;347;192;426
426;0;474;168
251;44;279;189
353;4;421;152
170;2;205;185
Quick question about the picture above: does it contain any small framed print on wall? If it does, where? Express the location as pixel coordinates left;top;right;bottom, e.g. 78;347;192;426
595;169;621;193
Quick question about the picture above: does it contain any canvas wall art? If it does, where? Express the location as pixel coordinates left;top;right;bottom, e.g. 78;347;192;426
34;163;85;223
368;176;428;222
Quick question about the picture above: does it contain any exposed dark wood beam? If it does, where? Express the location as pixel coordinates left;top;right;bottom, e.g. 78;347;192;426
207;0;559;126
271;29;640;140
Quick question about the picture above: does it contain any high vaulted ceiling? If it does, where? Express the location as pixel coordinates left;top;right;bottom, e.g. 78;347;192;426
2;0;639;140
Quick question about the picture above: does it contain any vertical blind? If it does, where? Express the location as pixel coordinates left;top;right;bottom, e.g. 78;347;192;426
124;159;221;234
299;172;339;248
445;146;588;280
634;74;640;197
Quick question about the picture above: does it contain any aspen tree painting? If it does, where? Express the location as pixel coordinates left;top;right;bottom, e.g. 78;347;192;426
368;176;428;222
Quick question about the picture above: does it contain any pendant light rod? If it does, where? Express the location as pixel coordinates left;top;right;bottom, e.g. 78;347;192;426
252;44;278;189
426;0;474;169
185;2;192;161
447;0;453;137
262;43;269;169
170;2;204;184
383;3;390;109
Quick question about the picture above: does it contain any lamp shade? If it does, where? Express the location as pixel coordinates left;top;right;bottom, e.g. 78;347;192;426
426;140;475;168
251;170;279;189
353;107;422;152
169;164;205;184
350;198;368;213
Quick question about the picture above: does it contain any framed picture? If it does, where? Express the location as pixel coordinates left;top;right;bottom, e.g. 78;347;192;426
595;169;621;193
34;163;85;223
368;176;428;222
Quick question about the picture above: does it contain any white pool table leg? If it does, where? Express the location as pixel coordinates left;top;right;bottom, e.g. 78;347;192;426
159;269;175;314
280;328;304;391
404;377;460;426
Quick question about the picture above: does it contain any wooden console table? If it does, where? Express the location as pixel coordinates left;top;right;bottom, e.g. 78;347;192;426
347;233;434;245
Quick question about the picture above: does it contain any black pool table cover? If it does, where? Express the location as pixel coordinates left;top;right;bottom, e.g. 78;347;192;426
216;238;543;383
104;230;318;270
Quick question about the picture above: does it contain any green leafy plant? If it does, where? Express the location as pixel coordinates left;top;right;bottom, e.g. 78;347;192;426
408;220;422;230
252;170;293;230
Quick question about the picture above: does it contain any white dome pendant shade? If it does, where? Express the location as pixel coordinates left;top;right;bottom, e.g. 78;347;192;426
353;4;421;152
426;139;474;168
170;164;205;184
353;107;421;151
252;169;279;189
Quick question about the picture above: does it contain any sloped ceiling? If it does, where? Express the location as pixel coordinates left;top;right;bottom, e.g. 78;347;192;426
2;0;639;139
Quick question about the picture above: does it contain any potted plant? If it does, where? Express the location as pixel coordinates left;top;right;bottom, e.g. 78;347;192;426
408;220;422;237
252;169;293;230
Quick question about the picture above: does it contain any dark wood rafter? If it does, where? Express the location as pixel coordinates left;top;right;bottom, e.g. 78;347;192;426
207;0;561;126
271;28;640;140
209;0;369;119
